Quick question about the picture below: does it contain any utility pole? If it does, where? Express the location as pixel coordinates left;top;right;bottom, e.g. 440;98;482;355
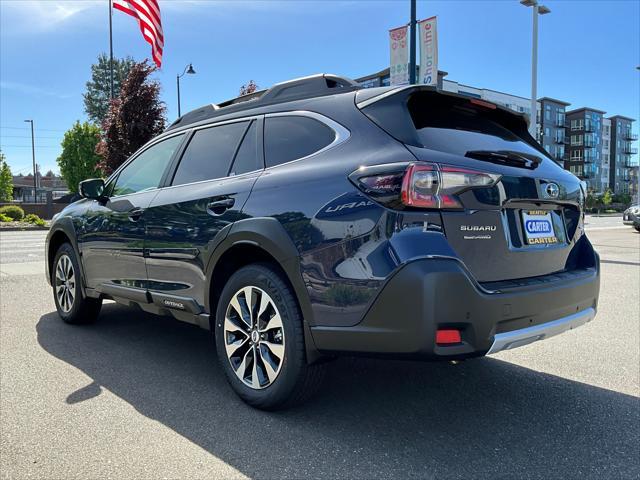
636;66;639;204
24;120;36;202
409;0;417;85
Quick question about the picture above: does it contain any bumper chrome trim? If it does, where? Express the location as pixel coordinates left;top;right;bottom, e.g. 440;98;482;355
487;307;596;355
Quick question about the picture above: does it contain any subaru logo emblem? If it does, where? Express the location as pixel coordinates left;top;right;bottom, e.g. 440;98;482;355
545;183;560;198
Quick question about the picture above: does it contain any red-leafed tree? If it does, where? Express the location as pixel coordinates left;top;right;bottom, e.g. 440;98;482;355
239;80;259;96
96;60;166;174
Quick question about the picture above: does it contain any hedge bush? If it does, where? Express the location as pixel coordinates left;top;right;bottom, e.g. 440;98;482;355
0;205;25;221
23;213;46;227
0;213;12;222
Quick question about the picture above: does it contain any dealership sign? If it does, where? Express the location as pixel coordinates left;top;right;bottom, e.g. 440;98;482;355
418;16;438;86
389;25;409;86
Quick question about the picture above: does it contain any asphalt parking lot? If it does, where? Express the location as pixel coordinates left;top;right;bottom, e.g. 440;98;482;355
1;217;638;479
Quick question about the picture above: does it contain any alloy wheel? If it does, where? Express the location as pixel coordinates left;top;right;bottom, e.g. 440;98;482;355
223;286;285;389
55;254;76;313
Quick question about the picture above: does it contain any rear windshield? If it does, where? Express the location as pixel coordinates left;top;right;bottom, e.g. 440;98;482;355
408;93;545;158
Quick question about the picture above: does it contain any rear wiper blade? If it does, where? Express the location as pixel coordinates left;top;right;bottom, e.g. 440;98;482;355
465;150;542;169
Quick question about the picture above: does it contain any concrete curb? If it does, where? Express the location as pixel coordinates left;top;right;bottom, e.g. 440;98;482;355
0;226;50;232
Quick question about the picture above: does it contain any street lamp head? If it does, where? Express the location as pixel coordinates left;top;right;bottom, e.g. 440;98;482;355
520;0;537;7
538;5;551;14
186;64;196;75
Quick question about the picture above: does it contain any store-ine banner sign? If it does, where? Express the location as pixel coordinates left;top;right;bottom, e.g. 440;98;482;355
389;17;438;87
389;26;409;86
419;16;438;86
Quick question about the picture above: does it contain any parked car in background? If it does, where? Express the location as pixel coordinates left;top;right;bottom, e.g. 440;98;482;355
45;74;600;410
623;205;640;231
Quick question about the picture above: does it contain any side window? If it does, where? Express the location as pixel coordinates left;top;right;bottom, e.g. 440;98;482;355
264;116;336;168
112;134;184;196
172;122;248;186
229;121;259;176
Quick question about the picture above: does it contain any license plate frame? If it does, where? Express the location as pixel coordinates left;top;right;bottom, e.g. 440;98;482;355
521;210;558;245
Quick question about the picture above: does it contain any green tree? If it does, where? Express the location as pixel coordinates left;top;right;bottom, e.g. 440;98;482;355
84;53;135;125
56;122;102;193
602;189;613;208
96;61;166;174
0;152;13;202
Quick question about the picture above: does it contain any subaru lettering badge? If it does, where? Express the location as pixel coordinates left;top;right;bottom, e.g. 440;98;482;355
545;183;560;199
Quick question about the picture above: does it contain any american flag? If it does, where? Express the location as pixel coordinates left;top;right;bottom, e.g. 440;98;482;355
113;0;164;68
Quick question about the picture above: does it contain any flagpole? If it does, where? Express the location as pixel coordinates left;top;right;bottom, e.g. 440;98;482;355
109;0;114;99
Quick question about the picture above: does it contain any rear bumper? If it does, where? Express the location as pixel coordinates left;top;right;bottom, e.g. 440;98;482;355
310;254;600;360
487;307;595;354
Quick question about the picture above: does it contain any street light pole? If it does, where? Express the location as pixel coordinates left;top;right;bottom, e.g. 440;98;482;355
23;120;36;203
530;4;539;138
176;63;196;118
521;0;550;138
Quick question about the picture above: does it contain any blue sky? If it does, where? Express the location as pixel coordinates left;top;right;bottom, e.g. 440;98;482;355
1;0;638;175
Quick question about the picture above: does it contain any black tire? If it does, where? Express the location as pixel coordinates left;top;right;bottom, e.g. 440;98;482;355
214;263;325;410
634;225;640;232
52;243;102;324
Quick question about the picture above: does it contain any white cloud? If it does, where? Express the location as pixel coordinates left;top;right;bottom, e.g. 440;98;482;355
0;0;102;34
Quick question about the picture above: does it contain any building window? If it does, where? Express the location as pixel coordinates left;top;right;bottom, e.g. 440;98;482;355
571;135;583;146
570;150;583;161
571;119;584;131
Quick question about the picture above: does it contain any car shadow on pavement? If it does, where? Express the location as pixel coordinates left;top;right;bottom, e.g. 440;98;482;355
37;304;639;479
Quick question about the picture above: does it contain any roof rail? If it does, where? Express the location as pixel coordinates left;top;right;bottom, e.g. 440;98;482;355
167;73;359;131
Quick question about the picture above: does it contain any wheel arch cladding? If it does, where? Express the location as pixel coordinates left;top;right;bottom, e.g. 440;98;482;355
205;217;322;362
47;220;81;286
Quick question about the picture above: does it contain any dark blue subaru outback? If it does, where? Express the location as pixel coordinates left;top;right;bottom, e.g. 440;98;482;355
46;74;600;409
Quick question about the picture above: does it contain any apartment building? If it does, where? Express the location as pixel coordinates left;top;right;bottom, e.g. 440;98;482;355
565;108;606;192
538;97;570;164
609;115;638;195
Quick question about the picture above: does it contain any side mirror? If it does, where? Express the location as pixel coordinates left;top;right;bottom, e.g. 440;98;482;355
79;178;105;200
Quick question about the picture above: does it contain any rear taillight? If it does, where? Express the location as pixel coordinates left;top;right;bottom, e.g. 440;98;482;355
351;162;501;210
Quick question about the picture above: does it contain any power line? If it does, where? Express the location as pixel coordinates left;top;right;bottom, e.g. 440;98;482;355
0;134;61;139
0;145;60;148
0;126;66;133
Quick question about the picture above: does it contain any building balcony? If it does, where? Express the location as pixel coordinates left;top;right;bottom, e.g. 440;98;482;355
584;123;595;133
554;116;565;127
554;135;565;144
623;132;638;141
623;146;638;155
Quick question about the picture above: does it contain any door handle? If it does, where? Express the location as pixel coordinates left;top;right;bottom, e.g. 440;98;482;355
207;198;235;216
128;207;144;222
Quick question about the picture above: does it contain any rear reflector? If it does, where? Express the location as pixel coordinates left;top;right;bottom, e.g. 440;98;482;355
436;329;462;345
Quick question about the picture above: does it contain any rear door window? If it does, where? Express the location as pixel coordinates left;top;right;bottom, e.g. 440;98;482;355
264;116;335;167
172;121;249;186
